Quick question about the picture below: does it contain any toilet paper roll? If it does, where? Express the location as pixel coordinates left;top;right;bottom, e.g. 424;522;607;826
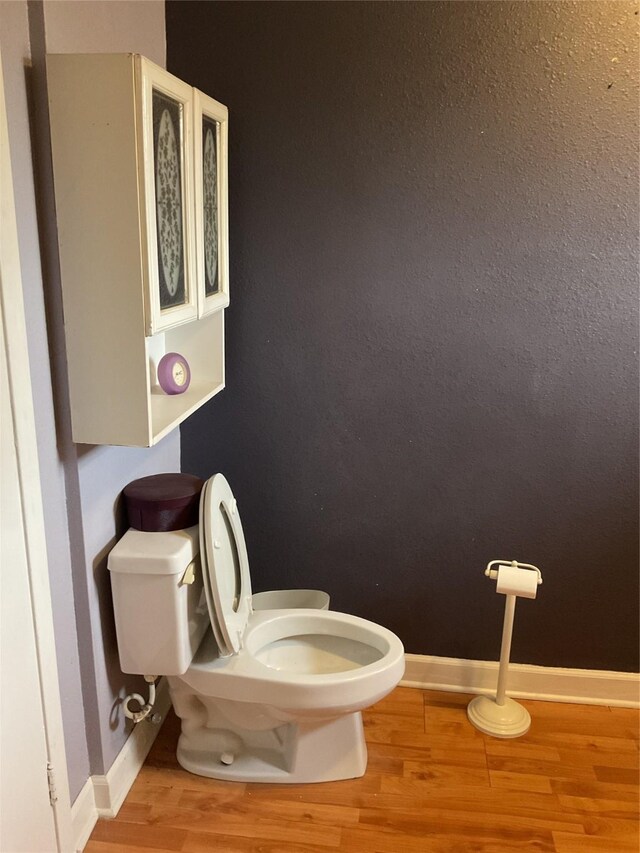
496;566;538;599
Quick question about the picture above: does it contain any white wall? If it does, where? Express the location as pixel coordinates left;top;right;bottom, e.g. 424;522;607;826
0;0;177;801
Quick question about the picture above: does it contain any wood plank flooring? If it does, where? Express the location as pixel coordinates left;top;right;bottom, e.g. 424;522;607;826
86;688;639;852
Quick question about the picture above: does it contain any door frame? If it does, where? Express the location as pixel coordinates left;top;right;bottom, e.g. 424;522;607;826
0;45;73;851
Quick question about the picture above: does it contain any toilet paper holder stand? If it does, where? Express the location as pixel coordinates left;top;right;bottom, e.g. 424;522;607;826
467;559;543;739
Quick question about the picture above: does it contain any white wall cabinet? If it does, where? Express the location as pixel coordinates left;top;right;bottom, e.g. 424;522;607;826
47;54;229;446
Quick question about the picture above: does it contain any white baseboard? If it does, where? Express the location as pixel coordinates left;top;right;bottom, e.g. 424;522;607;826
70;777;98;853
71;678;172;851
401;654;640;708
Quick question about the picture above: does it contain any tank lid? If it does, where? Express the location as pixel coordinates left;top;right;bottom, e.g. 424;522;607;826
108;526;199;575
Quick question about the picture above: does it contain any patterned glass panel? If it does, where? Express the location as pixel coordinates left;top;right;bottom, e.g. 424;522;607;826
153;90;186;310
202;115;219;296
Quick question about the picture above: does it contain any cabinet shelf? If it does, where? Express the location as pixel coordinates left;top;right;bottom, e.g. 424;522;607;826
148;311;225;446
150;380;224;444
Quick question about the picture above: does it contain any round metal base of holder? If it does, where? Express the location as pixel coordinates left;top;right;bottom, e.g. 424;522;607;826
467;695;531;738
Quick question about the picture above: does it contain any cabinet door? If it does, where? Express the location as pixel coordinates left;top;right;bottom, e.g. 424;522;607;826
137;57;198;334
194;90;229;317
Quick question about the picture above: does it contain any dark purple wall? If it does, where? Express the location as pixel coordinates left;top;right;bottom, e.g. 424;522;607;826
169;1;639;670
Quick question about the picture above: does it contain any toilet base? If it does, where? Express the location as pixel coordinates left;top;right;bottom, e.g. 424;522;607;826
175;710;368;783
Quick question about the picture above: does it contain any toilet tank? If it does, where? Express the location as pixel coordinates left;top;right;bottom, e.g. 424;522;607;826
108;526;209;676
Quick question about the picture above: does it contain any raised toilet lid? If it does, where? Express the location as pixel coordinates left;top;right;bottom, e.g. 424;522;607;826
200;474;252;656
198;478;226;655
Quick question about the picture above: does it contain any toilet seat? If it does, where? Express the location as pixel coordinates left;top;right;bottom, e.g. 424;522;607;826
198;479;226;654
200;474;252;656
195;474;404;713
179;608;406;714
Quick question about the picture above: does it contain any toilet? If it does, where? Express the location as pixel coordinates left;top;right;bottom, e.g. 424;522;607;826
108;473;405;783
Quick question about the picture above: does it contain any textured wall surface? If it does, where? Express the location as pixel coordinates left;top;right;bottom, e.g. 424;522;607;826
170;1;639;670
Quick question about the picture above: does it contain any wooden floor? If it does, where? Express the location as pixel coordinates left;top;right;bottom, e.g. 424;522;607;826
86;688;639;852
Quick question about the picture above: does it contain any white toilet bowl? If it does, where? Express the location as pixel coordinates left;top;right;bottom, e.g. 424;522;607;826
109;473;405;784
169;608;403;782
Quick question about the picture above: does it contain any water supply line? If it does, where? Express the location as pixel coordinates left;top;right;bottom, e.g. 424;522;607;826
123;675;158;724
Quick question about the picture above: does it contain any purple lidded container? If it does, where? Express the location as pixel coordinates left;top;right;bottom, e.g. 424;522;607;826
123;473;204;532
